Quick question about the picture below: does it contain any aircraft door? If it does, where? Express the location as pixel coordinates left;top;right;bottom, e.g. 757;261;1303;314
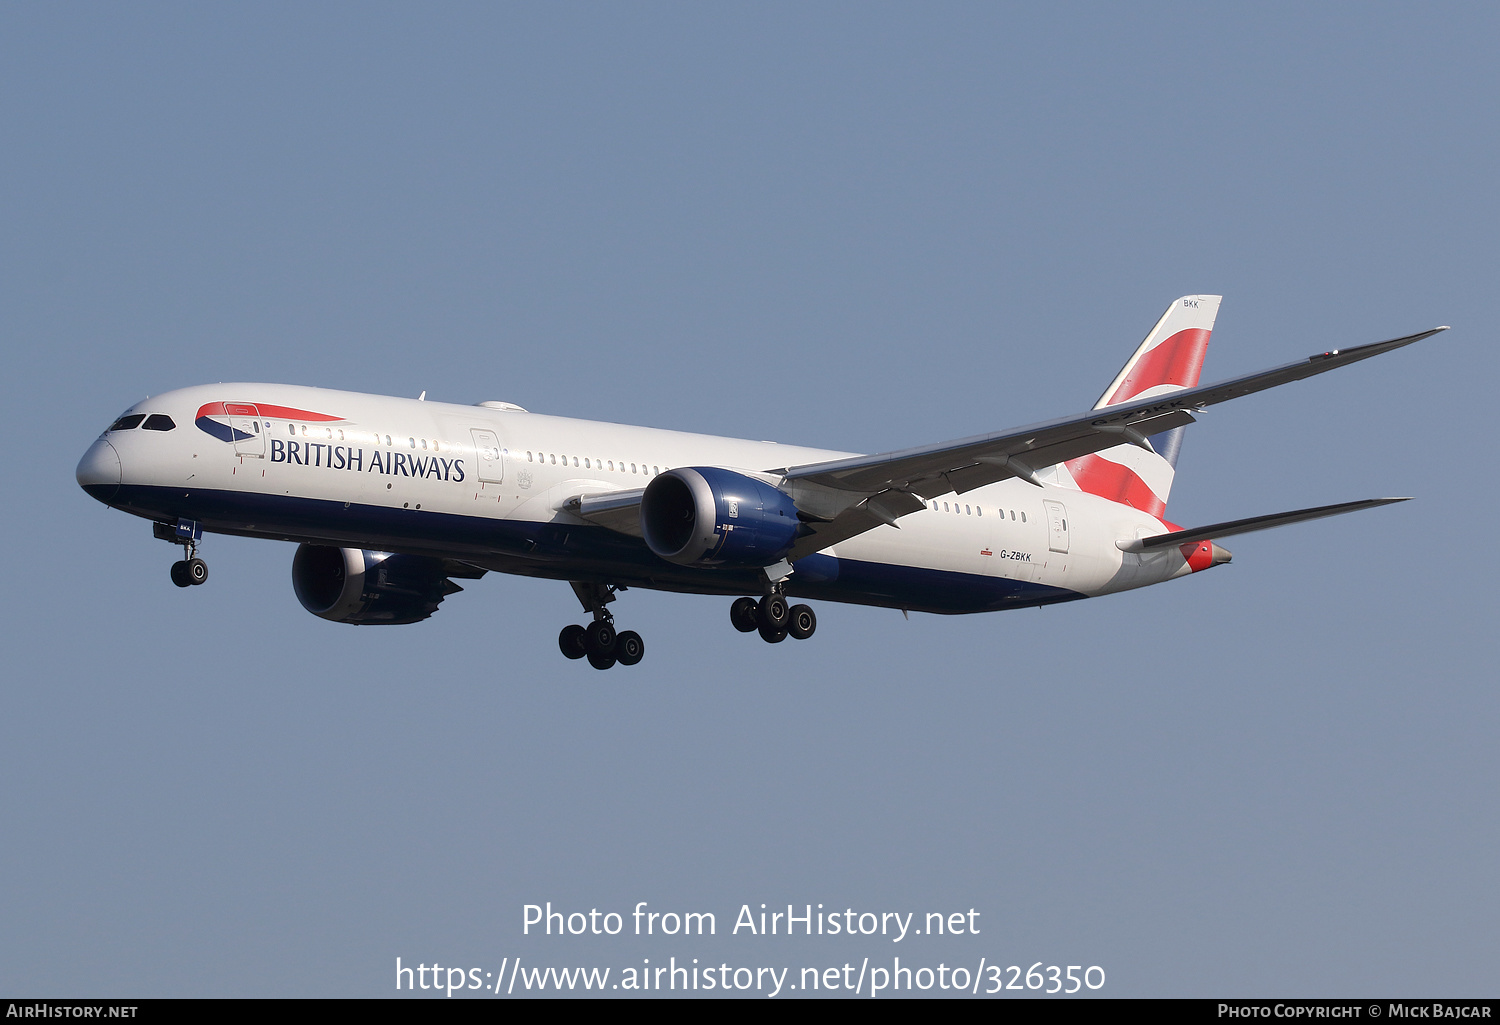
1043;499;1070;554
470;428;504;483
226;403;265;457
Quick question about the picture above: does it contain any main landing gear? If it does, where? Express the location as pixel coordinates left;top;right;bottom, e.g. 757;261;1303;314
559;582;644;670
155;520;208;588
731;594;816;644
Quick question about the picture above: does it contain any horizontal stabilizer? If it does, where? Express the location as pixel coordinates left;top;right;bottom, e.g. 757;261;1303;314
1116;498;1410;552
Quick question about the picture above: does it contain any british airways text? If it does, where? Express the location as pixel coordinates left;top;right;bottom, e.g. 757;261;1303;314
269;440;466;482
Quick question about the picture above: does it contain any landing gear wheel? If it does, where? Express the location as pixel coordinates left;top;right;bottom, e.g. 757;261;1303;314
787;604;817;640
186;558;208;585
758;621;788;644
584;619;617;656
170;561;192;588
586;652;616;671
615;630;645;666
758;594;789;630
730;596;759;633
558;624;588;660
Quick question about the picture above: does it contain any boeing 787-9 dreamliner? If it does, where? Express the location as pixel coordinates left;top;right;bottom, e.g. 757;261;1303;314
77;296;1444;669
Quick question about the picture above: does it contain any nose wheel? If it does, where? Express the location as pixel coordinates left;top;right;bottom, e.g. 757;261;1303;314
170;557;209;588
730;595;816;644
156;520;209;588
561;582;645;669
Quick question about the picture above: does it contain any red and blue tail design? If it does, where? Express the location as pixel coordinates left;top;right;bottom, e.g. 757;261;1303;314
1055;295;1221;518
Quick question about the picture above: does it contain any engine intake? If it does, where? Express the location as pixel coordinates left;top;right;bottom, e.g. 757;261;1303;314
291;545;473;625
640;467;801;567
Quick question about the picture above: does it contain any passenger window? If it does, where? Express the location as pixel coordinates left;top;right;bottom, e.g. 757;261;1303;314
550;454;556;464
653;466;659;475
1021;512;1027;522
109;414;146;432
608;461;615;471
584;458;590;469
289;424;296;436
573;456;579;467
142;414;176;431
301;425;308;436
631;463;637;473
977;506;982;516
421;439;427;450
965;505;971;515
337;429;344;441
943;502;949;512
385;435;392;446
527;452;534;461
409;438;416;448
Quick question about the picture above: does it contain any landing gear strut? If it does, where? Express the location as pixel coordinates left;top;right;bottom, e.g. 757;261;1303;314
729;592;817;644
559;582;645;670
156;519;208;588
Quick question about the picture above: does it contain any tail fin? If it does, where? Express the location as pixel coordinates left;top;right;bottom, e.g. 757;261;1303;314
1057;295;1221;518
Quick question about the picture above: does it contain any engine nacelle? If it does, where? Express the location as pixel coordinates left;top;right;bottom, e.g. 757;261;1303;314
640;467;801;567
291;545;465;625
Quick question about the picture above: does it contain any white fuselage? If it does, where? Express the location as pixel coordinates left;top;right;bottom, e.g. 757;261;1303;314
78;383;1203;615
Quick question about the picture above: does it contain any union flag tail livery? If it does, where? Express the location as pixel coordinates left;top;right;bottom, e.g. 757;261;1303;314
76;295;1442;670
1056;295;1221;518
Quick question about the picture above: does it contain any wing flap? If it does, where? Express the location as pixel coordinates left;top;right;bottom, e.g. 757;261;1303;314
783;489;927;561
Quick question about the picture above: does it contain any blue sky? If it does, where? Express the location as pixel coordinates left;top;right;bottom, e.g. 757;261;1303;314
3;2;1496;997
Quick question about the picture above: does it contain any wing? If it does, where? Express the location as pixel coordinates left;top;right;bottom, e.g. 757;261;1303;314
569;487;647;536
566;327;1444;558
774;327;1445;559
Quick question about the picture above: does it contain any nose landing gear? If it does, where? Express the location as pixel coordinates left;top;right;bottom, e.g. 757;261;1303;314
559;582;645;670
155;519;208;588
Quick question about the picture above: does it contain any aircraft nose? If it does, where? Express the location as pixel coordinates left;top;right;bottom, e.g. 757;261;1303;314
77;437;121;504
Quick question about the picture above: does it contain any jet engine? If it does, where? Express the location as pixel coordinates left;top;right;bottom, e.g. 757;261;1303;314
640;466;802;568
291;544;479;625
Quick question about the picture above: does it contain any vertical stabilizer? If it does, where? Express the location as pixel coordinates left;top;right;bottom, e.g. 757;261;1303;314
1055;295;1221;518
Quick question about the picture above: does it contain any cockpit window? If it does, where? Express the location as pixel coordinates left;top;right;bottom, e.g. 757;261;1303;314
109;414;146;432
142;414;176;432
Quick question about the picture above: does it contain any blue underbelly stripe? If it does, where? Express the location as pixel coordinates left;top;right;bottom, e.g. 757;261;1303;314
101;484;1083;614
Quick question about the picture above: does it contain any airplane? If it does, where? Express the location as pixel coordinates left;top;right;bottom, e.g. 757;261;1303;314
76;296;1444;670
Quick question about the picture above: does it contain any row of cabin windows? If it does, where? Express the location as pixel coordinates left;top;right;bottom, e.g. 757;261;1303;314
524;451;662;476
279;426;660;477
108;412;1031;520
930;500;1026;522
108;414;176;432
102;413;1031;520
287;423;441;451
